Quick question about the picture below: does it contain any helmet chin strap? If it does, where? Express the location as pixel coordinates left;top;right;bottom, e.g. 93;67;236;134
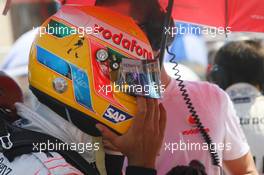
2;0;12;15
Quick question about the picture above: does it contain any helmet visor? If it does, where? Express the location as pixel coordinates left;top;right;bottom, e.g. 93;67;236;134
110;57;162;99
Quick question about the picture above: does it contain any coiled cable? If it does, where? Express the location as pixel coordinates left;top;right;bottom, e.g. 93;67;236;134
166;46;222;171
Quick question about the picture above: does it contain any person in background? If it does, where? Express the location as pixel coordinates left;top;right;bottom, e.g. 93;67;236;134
208;40;264;174
96;1;258;175
0;28;39;103
1;0;58;102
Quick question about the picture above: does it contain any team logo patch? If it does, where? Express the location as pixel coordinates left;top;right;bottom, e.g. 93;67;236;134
182;127;210;136
103;105;133;124
187;115;196;126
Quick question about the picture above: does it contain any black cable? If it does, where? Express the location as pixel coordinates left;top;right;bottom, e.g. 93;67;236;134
159;0;174;68
166;47;222;171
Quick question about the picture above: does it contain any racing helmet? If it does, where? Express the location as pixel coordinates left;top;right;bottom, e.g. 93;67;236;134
28;5;162;135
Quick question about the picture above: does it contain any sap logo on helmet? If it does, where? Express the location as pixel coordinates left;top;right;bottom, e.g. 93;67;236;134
103;105;132;124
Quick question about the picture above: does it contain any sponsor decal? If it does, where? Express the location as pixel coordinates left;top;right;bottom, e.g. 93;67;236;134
182;127;210;136
103;105;132;124
36;46;93;111
95;24;153;60
55;6;154;60
232;97;251;104
187;115;196;126
0;157;12;175
240;117;264;125
184;115;210;135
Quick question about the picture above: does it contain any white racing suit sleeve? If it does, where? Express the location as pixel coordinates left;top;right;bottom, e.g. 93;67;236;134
221;91;250;160
0;152;83;175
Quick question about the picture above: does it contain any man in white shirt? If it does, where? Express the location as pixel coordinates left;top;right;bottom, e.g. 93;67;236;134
208;40;264;174
100;66;257;174
95;1;257;174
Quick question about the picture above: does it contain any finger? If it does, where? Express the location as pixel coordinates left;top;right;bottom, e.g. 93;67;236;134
102;139;119;151
154;100;160;133
143;99;158;135
159;103;167;138
96;124;119;145
145;99;155;124
132;97;147;131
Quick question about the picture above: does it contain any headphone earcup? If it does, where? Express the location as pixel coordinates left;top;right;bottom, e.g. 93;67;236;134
209;65;229;90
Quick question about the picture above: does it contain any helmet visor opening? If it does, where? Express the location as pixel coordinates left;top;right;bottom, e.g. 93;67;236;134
110;57;162;99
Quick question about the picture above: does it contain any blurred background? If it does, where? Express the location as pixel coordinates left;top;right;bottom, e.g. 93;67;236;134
0;0;57;97
1;1;264;174
0;0;57;62
1;0;264;82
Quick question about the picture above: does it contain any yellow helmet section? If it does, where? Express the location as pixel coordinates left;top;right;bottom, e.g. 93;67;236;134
29;5;154;134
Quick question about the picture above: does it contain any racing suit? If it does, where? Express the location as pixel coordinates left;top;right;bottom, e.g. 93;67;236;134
0;91;157;175
226;83;264;174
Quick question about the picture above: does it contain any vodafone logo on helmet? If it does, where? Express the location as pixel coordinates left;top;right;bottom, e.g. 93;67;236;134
94;24;153;60
55;6;153;60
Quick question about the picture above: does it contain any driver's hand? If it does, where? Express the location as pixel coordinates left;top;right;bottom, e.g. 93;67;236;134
96;97;167;169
